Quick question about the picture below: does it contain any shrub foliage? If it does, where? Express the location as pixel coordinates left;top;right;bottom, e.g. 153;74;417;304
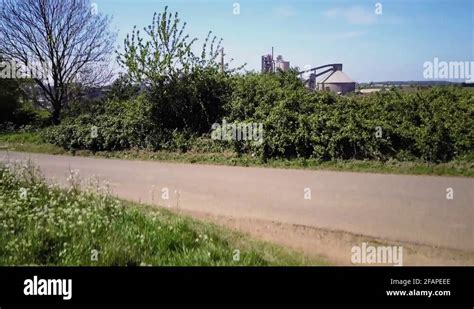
40;8;473;163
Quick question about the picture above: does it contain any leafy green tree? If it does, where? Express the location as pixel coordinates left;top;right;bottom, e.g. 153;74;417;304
117;6;243;134
107;74;141;102
117;6;242;85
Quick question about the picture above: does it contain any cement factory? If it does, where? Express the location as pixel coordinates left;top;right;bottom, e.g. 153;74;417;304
261;49;356;94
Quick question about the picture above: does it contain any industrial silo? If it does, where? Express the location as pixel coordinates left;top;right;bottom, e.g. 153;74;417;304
275;55;290;71
318;70;356;94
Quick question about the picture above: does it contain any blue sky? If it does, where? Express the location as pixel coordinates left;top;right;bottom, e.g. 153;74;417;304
96;0;473;82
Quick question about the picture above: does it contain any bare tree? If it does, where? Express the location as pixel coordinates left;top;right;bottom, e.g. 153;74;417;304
0;0;116;123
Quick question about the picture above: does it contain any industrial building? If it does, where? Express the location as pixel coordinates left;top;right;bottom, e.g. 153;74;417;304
318;70;356;94
261;48;290;73
261;54;274;73
275;55;290;71
298;63;356;94
260;48;356;94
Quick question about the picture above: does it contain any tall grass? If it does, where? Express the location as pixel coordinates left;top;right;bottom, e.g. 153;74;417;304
0;162;316;266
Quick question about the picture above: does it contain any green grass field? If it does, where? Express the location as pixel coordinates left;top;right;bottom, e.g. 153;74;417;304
0;161;321;266
1;132;473;177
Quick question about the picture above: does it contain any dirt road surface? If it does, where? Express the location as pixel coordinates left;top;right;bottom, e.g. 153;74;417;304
1;151;473;264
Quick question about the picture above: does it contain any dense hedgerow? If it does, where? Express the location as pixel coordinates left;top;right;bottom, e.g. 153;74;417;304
42;95;163;151
0;162;306;266
42;70;473;163
225;73;473;163
42;66;234;152
38;6;473;163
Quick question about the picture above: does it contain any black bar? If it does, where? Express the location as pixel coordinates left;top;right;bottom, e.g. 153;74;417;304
0;267;472;307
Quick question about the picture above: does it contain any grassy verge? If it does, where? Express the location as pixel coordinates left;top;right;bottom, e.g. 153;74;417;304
0;132;66;154
1;132;473;177
0;162;321;266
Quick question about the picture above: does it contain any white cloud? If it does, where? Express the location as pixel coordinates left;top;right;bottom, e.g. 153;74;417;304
324;6;377;25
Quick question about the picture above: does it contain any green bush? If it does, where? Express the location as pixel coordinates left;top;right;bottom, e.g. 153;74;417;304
0;59;22;127
148;66;232;134
1;101;51;132
226;72;473;163
43;67;473;164
43;7;237;153
43;67;232;152
43;95;163;151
